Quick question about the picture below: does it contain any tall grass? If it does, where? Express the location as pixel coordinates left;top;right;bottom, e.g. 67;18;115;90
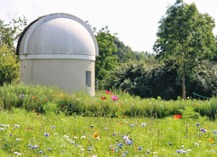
0;84;217;119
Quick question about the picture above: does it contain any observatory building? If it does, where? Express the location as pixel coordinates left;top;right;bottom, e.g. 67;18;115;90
17;13;99;96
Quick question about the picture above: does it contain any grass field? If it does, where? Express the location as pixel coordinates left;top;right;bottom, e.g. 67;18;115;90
0;109;217;157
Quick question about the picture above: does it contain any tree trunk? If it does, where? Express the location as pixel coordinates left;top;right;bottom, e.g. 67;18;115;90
181;73;186;99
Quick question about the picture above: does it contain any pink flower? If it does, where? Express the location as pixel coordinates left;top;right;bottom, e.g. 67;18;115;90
111;95;118;101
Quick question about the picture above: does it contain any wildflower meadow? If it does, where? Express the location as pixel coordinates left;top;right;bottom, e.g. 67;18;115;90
0;84;217;156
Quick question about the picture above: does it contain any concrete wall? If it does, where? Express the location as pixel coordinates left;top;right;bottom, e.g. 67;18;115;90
20;59;95;96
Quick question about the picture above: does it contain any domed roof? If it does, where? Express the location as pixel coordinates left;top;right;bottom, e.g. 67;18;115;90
17;13;98;60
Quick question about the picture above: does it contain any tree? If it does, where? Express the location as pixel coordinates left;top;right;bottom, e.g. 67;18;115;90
0;16;27;49
114;37;137;63
153;0;216;99
212;36;217;61
0;44;19;85
95;27;119;89
189;60;217;97
0;16;26;85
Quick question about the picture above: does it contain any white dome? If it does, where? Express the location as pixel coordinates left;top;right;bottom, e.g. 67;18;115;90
17;13;98;60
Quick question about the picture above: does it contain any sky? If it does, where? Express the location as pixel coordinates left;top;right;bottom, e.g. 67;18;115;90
0;0;217;53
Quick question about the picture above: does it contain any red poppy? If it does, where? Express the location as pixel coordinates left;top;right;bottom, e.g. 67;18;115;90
174;114;182;119
106;90;112;95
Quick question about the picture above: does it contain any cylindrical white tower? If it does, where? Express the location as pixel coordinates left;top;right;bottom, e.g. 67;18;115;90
17;13;99;96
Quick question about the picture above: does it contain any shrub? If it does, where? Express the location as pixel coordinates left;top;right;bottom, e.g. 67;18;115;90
180;106;201;119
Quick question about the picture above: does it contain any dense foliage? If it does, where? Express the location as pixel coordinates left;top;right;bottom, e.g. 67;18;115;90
1;84;217;120
106;61;179;100
106;60;217;100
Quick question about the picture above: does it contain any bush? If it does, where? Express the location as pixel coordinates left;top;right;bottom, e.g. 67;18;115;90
180;107;201;119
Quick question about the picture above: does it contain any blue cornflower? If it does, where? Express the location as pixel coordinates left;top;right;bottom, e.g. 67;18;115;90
125;139;133;145
39;150;43;154
196;123;200;126
117;143;123;148
32;145;38;149
138;146;142;151
44;133;50;137
200;128;207;132
47;148;52;151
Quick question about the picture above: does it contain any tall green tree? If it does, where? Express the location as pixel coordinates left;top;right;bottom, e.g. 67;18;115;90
95;27;119;89
153;0;216;99
0;16;26;85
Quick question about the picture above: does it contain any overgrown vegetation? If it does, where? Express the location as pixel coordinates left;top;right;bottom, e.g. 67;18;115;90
1;84;217;120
